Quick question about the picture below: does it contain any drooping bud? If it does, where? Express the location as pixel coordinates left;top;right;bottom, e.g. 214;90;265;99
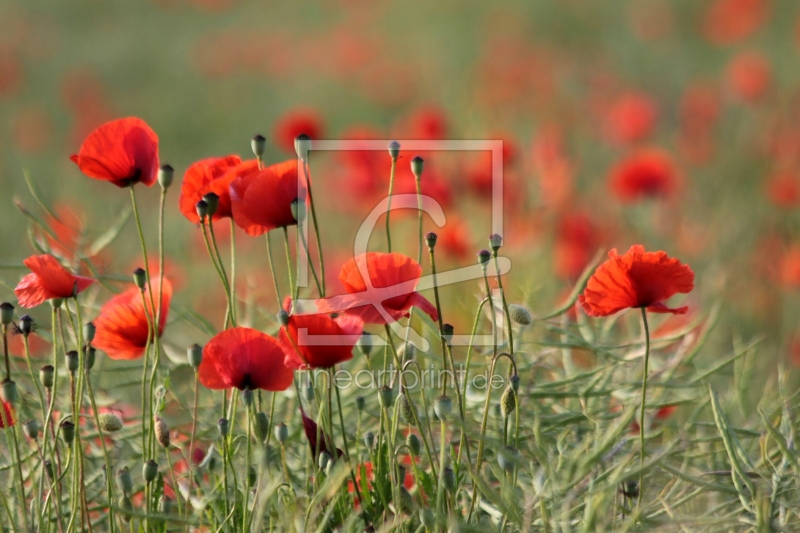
388;141;401;160
500;386;516;418
477;249;492;269
195;200;209;221
158;164;174;189
355;396;366;412
154;416;170;448
357;333;373;357
406;433;421;455
397;393;417;426
188;344;203;369
277;310;290;327
23;419;39;441
65;351;79;373
83;321;96;343
411;156;424;179
318;451;331;471
19;315;33;336
294;133;312;161
434;395;453;420
442;467;456;491
379;385;394;409
498;446;519;473
290;198;307;223
120;495;133;523
143;459;158;484
441;324;454;345
254;411;269;443
0;303;14;326
251;134;266;159
202;193;219;218
508;304;532;325
1;379;18;404
99;413;123;433
40;365;54;389
363;431;375;450
489;234;503;252
116;467;133;495
425;232;438;250
132;268;147;291
274;422;288;443
84;345;96;372
60;420;75;445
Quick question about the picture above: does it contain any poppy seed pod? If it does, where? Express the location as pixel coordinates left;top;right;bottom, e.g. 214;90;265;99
83;321;96;343
188;344;203;369
508;304;532;325
274;422;288;443
277;310;290;327
290;198;307;223
120;495;133;523
318;451;331;470
254;411;269;442
363;431;375;450
116;467;133;495
379;385;394;409
355;396;365;412
154;416;170;448
251;134;266;159
158;164;174;189
202;192;220;218
442;467;456;491
143;459;158;484
50;298;63;310
425;232;438;250
357;333;373;357
241;388;254;407
477;249;491;268
195;199;209;221
441;324;454;345
132;268;146;291
434;395;453;420
489;234;503;251
411;156;424;178
65;350;79;373
19;315;33;336
1;379;18;404
294;133;312;160
217;417;229;438
99;413;123;432
500;386;516;418
60;420;75;445
397;393;417;426
159;495;172;515
510;374;520;393
406;433;421;455
23;419;39;441
0;303;14;326
388;141;401;160
40;365;54;389
84;345;96;371
498;446;519;473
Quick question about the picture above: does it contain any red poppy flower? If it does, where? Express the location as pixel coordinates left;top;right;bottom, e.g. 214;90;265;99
609;148;679;202
179;155;243;223
198;327;293;391
604;92;658;145
230;160;308;236
704;0;769;46
765;172;800;208
554;212;601;281
315;253;438;324
273;109;324;153
579;245;694;317
15;254;95;308
0;401;15;428
93;279;173;360
280;311;362;369
70;117;159;188
728;51;771;102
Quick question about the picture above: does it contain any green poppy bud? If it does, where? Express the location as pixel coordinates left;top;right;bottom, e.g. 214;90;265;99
411;156;424;179
23;419;39;440
116;467;133;495
1;379;18;404
379;385;394;409
441;323;454;344
442;467;456;491
83;321;96;343
143;459;158;484
434;395;453;420
277;310;290;327
508;304;532;325
158;164;174;189
251;134;266;159
477;249;491;268
397;393;417;426
188;344;203;369
196;200;209;221
159;495;172;515
40;365;54;389
0;303;14;326
241;388;254;408
425;232;438;250
355;396;366;412
406;433;421;456
254;411;269;443
388;141;400;160
357;333;373;357
500;386;516;418
363;431;375;450
154;416;169;448
294;133;312;161
132;268;146;291
84;345;96;372
274;422;288;443
19;315;33;336
120;494;133;523
202;192;219;217
217;417;229;438
489;234;503;252
99;413;123;433
60;420;75;445
65;351;79;373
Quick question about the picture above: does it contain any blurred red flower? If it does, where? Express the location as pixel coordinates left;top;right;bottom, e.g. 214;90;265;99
580;245;694;317
280;311;362;369
93;279;172;360
609;148;680;202
438;218;472;261
728;51;771;102
198;327;293;391
70;117;159;188
179;155;243;223
765;172;800;208
274;109;324;154
15;254;95;308
554;212;601;281
604;92;658;145
704;0;769;46
0;402;15;428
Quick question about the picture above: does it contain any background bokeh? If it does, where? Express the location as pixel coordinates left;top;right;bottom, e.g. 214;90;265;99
1;0;799;375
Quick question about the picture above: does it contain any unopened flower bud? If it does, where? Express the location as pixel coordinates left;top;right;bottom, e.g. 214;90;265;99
274;422;288;443
196;200;209;221
120;495;133;523
154;416;170;448
399;486;414;513
84;345;96;371
489;234;503;251
406;433;421;456
83;322;96;343
411;156;424;179
379;385;394;409
425;232;438;250
478;249;491;269
60;420;75;445
277;310;290;327
508;304;532;325
255;411;269;442
217;418;229;438
99;413;123;433
1;379;18;404
441;324;454;344
397;393;417;426
363;431;375;450
0;303;14;326
116;467;133;495
397;342;415;361
355;396;365;412
202;193;219;217
357;333;372;357
388;141;400;160
294;133;312;160
442;467;456;491
500;386;516;418
158;164;174;189
19;315;33;336
251;134;266;159
132;268;147;290
318;451;331;470
290;198;307;223
40;365;54;389
498;446;519;473
188;344;203;369
65;351;79;373
23;419;39;440
143;459;158;483
241;388;254;407
434;396;453;420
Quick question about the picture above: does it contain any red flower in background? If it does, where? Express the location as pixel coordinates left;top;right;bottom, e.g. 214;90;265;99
554;212;601;280
198;327;293;391
728;51;771;102
70;117;159;188
580;245;694;317
609;148;679;202
604;92;658;145
274;109;324;153
230;160;308;236
704;0;769;46
438;218;472;260
0;402;15;428
280;311;362;370
93;279;172;360
15;254;95;308
765;172;800;208
316;253;438;324
179;155;243;223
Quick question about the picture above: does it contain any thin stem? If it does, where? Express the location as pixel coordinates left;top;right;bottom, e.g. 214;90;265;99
428;249;449;394
265;232;283;305
283;227;295;300
230;221;237;324
186;371;199;515
23;335;47;425
385;156;397;253
209;219;235;326
492;251;514;356
638;307;651;502
200;220;233;329
298;224;323;296
302;158;326;296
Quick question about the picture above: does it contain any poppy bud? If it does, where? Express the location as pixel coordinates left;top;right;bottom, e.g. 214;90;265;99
510;374;520;393
132;268;147;291
120;495;133;523
500;386;516;418
406;433;421;455
1;379;18;404
0;303;14;326
489;234;503;251
159;495;172;515
295;133;312;160
434;395;452;420
274;422;288;443
195;199;209;221
498;446;518;473
241;388;254;407
441;324;454;344
508;304;532;325
364;431;375;450
40;365;54;389
251;134;266;159
303;380;315;401
23;419;39;441
255;411;269;442
116;467;133;495
621;480;639;499
202;193;220;218
318;451;331;470
442;467;456;491
290;198;307;223
397;393;417;426
19;315;33;336
277;310;290;327
44;460;54;482
84;345;96;372
83;322;96;343
248;466;257;486
158;164;174;189
420;509;435;529
399;486;414;513
425;232;438;250
411;156;424;179
477;249;491;269
357;333;372;357
398;342;415;361
154;416;170;448
217;417;229;438
50;298;63;310
355;396;365;412
188;344;203;369
60;420;75;445
389;141;401;160
65;351;79;373
143;459;158;484
99;413;123;433
379;385;394;409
